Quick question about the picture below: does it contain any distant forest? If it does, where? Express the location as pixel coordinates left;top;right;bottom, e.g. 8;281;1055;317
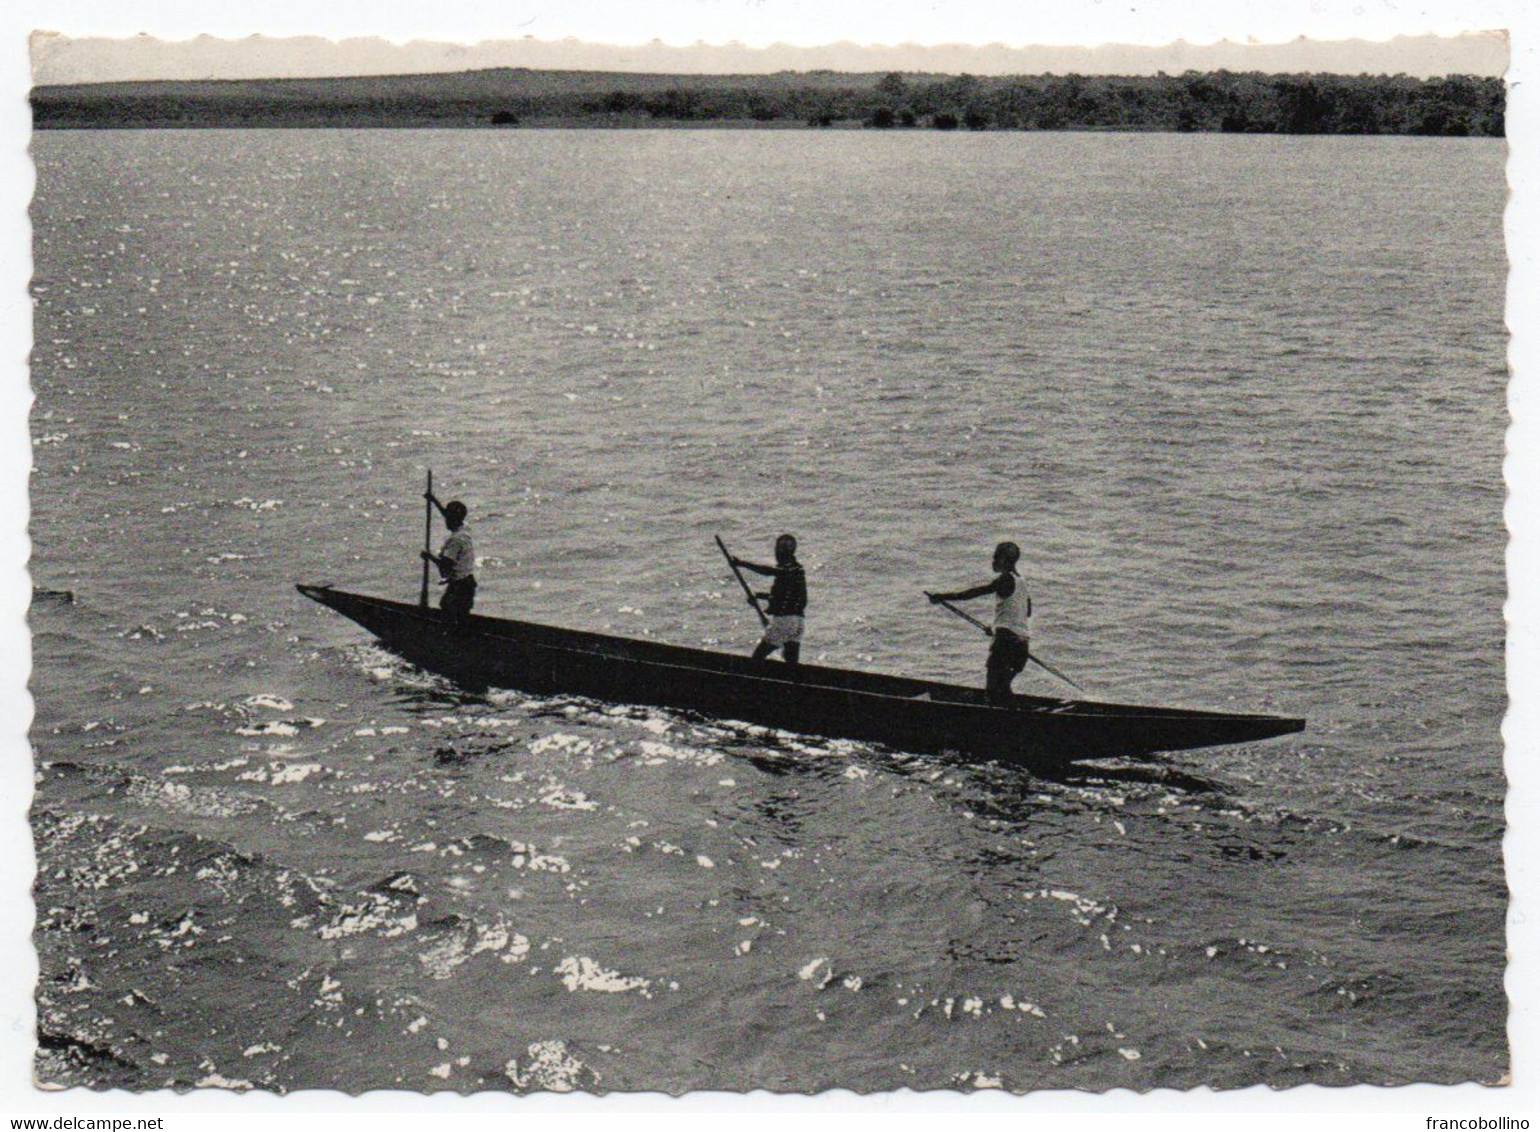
32;68;1505;136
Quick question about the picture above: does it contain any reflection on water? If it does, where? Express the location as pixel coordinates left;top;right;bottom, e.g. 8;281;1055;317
28;129;1506;1091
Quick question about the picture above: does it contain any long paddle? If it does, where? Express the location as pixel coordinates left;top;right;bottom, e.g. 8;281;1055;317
924;591;1085;693
716;536;768;627
419;469;433;608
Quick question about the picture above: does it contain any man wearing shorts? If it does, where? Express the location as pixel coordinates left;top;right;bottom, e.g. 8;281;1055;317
420;495;477;617
732;534;807;665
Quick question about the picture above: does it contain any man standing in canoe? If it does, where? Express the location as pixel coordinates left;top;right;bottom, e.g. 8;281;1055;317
929;541;1031;705
420;493;476;617
732;534;807;665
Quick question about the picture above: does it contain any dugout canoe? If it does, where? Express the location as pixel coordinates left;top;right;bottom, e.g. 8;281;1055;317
297;584;1304;770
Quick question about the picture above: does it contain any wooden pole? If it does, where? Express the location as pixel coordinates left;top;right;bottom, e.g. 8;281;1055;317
926;592;992;636
716;535;769;627
420;469;433;608
925;591;1085;693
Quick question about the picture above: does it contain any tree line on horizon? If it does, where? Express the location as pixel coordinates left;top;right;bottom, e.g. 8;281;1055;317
33;69;1505;136
604;72;1505;136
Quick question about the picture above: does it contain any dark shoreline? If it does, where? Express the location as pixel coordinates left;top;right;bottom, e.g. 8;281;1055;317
31;67;1506;136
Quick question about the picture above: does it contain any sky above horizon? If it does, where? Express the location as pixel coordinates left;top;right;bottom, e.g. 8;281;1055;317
30;31;1509;85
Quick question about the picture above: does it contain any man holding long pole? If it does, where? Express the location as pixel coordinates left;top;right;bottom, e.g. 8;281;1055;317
421;485;477;617
927;541;1032;705
419;470;434;607
719;533;807;665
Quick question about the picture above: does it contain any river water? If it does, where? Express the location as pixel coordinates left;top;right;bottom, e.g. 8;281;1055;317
28;129;1507;1092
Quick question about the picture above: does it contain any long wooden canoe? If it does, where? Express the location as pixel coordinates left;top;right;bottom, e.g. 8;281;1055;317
297;584;1304;771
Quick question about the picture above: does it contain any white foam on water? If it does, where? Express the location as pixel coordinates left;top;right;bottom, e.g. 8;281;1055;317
480;923;532;962
316;892;419;941
1036;888;1117;927
238;761;321;784
529;733;596;757
417;919;529;979
540;785;598;811
508;841;572;873
194;856;243;896
782;735;863;759
636;739;722;767
504;1040;593;1092
798;957;830;982
416;937;469;980
128;778;254;820
45;815;146;890
316;976;344;1007
235;721;298;737
963;1073;1003;1089
272;762;321;784
554;956;650;994
486;690;536;709
195;1073;254;1091
999;995;1047;1018
162;756;249;775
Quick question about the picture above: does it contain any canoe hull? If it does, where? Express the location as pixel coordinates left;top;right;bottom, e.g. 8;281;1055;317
297;585;1304;771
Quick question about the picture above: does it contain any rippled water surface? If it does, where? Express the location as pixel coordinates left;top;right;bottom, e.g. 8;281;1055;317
29;129;1507;1092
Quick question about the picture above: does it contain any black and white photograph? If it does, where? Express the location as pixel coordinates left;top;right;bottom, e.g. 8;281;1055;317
6;0;1533;1112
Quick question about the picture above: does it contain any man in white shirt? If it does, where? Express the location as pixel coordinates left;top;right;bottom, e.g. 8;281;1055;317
928;541;1031;705
421;495;476;617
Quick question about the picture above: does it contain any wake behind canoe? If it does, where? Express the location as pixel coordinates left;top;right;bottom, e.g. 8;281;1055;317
297;584;1305;771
